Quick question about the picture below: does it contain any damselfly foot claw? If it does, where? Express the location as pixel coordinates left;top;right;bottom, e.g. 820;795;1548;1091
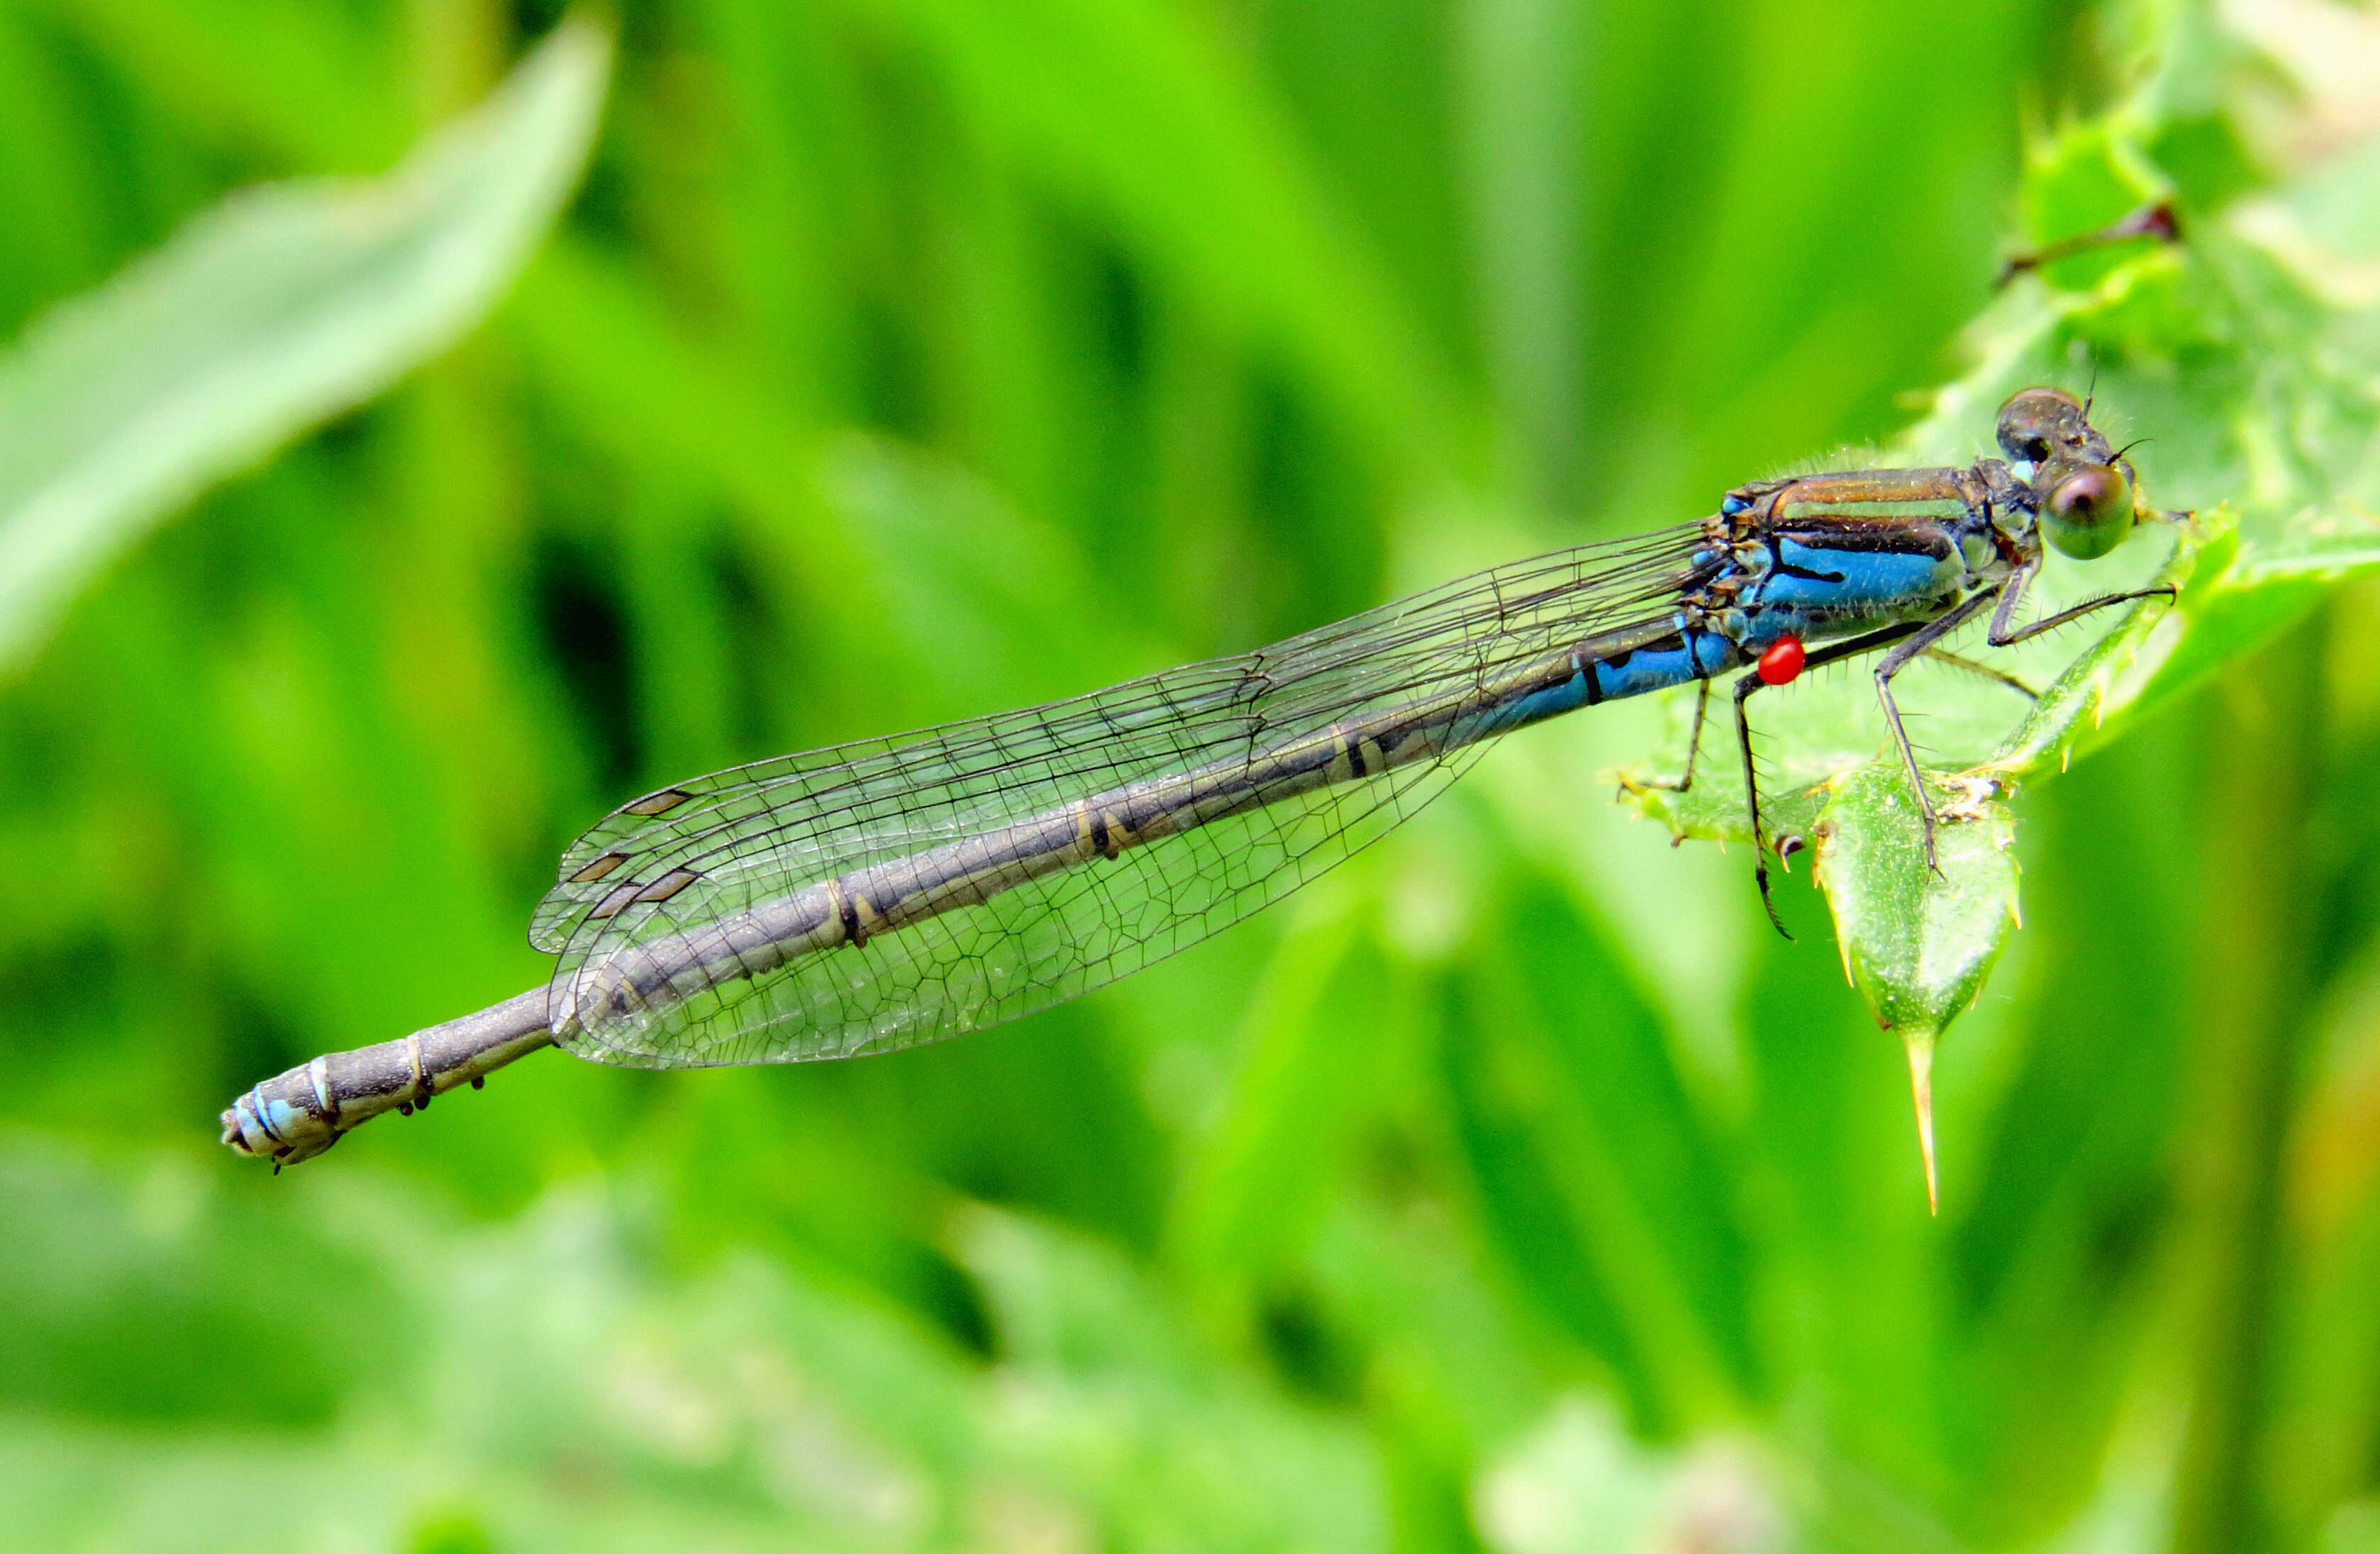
1754;861;1795;941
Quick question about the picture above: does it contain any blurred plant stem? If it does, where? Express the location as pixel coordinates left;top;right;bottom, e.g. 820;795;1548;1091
2171;608;2329;1554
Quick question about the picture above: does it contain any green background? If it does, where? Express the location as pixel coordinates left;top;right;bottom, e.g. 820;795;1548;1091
4;0;2379;1549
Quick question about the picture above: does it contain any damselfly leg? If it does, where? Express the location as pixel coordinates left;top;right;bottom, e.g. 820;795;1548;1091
1986;565;2181;650
1630;642;2030;807
1725;570;2176;933
1920;649;2037;699
1730;621;1927;936
1625;679;1715;796
1874;571;2181;874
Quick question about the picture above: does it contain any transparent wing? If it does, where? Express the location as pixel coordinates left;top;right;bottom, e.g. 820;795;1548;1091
535;528;1703;1068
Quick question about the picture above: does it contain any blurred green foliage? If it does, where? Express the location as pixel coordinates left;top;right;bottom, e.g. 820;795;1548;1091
9;1;2380;1550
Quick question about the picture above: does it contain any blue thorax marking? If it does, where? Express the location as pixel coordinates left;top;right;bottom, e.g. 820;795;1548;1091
1746;535;1957;615
1483;511;1981;738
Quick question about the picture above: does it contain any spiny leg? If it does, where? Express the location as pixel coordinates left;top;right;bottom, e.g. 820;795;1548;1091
1629;678;1714;794
1731;674;1794;938
1921;648;2035;699
1734;621;1930;938
1872;590;2004;871
1732;576;2181;927
1986;557;2179;647
1875;574;2179;872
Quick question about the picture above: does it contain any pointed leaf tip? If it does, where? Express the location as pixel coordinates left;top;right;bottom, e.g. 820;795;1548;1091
1815;765;2020;1211
1906;1029;1939;1216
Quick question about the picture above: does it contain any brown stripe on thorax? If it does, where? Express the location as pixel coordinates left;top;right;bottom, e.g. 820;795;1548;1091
1757;467;1981;542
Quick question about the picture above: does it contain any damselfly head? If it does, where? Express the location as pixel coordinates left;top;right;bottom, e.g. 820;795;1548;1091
1996;386;2142;560
1995;387;2106;465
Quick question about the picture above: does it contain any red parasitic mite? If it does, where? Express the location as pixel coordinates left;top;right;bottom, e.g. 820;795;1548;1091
1757;635;1806;686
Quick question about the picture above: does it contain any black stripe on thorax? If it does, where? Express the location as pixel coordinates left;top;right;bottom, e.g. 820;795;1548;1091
1763;514;1965;557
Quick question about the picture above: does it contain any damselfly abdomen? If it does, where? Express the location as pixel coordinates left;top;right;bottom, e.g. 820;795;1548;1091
223;387;2174;1167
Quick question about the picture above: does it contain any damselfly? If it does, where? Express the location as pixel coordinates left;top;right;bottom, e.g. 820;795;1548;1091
224;387;2175;1167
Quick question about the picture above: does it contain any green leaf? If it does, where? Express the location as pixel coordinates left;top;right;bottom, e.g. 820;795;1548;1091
1810;764;2021;1211
1438;860;1761;1427
0;20;609;672
1622;89;2380;1121
865;0;1452;474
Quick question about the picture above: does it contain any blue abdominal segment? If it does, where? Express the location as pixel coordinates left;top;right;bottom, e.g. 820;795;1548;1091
1590;626;1735;701
1511;521;1972;736
1452;617;1740;745
1458;666;1592;742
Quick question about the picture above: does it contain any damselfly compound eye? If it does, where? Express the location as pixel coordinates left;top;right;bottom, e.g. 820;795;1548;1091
2042;463;2135;560
1995;387;2086;462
